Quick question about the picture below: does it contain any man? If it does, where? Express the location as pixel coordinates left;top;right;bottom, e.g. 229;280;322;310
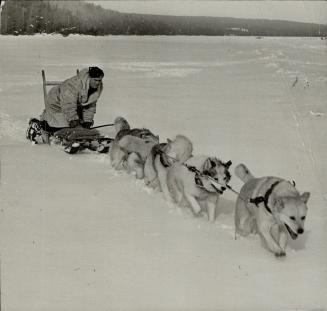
26;66;104;143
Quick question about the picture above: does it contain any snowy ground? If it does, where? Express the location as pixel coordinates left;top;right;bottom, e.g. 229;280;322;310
0;35;326;311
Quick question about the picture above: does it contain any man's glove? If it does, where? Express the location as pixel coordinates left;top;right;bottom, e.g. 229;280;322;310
69;119;80;128
81;121;94;129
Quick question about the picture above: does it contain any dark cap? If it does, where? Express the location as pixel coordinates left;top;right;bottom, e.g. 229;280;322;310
89;66;104;78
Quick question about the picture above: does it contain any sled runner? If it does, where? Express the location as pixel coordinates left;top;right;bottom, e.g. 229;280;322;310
60;137;113;154
61;139;112;154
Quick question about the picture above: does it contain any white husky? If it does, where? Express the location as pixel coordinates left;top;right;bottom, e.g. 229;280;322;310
167;156;232;222
234;163;310;257
148;135;193;195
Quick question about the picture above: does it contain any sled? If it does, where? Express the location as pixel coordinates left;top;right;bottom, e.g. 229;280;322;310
52;127;112;154
42;69;79;106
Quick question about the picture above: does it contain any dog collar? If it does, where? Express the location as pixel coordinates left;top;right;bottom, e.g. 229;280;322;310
250;181;281;214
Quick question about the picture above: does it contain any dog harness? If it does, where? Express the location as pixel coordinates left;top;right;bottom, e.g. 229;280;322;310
153;143;171;168
249;180;281;214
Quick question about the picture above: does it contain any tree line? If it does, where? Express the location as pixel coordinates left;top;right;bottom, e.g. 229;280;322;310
1;0;326;37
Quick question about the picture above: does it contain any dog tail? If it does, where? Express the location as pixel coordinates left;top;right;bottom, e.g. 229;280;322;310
114;116;130;134
235;164;255;183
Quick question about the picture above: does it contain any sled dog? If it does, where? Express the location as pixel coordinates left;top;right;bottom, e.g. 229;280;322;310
234;163;310;257
151;135;193;195
109;116;159;172
167;156;232;222
110;134;159;175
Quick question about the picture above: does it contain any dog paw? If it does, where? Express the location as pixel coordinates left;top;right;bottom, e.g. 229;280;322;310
275;251;286;258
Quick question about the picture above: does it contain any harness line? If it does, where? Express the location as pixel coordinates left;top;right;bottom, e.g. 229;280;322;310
91;123;115;129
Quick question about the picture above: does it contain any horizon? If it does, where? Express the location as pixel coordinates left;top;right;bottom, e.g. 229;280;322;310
87;1;327;24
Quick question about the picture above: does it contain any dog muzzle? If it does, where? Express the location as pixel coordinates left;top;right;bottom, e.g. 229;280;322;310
195;174;226;194
284;223;299;240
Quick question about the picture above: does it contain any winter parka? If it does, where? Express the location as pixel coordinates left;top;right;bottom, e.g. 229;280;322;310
40;68;103;128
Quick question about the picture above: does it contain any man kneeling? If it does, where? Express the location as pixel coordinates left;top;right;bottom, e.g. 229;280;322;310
26;66;104;143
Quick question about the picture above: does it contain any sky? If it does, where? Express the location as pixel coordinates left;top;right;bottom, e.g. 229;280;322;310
87;1;327;24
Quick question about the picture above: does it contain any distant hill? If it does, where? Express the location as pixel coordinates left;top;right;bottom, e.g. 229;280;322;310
1;0;326;36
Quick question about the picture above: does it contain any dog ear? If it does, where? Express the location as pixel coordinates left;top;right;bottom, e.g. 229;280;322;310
167;138;172;144
300;192;310;204
225;160;232;168
289;180;296;187
203;158;212;172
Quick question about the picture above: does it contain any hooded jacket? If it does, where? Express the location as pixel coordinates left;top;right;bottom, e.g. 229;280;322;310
40;68;103;128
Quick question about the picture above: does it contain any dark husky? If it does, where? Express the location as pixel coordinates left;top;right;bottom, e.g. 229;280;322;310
109;117;159;174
